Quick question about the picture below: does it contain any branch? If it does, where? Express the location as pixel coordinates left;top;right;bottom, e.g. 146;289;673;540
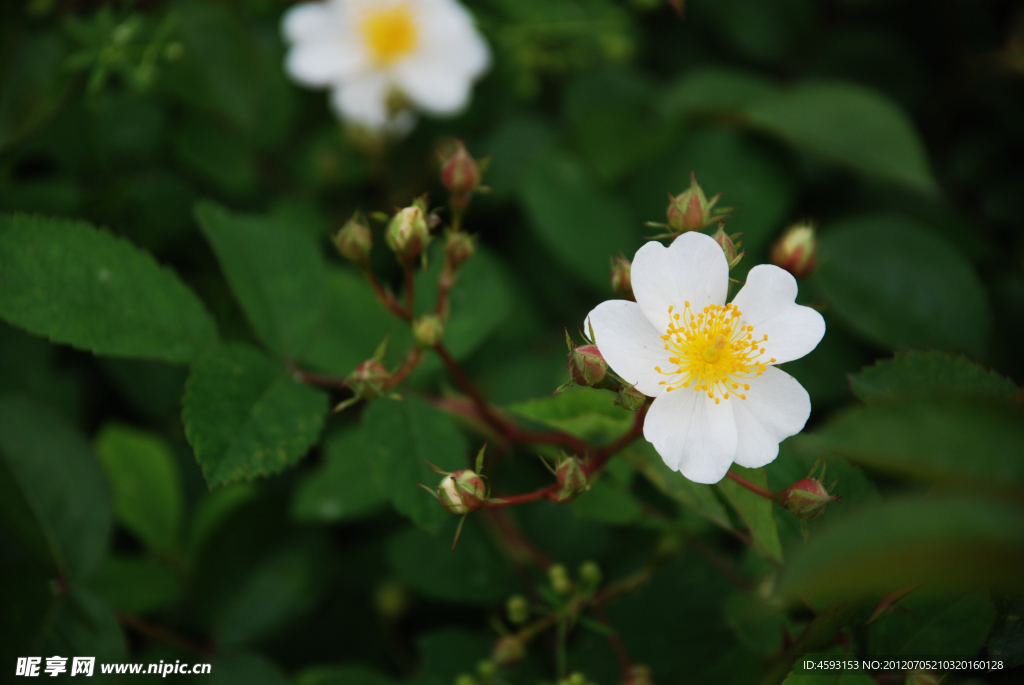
486;484;560;508
288;365;350;390
726;469;782;503
368;272;411;320
117;613;213;659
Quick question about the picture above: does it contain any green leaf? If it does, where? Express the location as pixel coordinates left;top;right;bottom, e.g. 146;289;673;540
386;518;518;604
86;556;182;614
744;82;937;193
195;201;328;359
213;541;327;646
183;344;328;487
724;591;789;656
0;214;217;364
296;665;398;685
297;265;400;376
0;31;68;151
623;441;732;530
507;387;633;445
40;589;128;670
779;495;1024;601
521;153;641;290
796;397;1024;492
175;121;257;195
662;67;779;118
570;478;643;524
868;589;995;657
717;465;784;563
95;424;183;555
363;396;467;532
814;215;991;356
292;427;388;524
849;350;1017;404
0;395;111;578
189;482;258;558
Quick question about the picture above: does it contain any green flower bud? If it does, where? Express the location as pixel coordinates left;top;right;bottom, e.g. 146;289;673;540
491;634;526;668
578;560;602;590
711;223;744;270
476;660;496;679
413;314;445;349
548;563;572;595
441;139;482;195
615;384;647;412
610;255;634;301
666;173;729;234
334;213;372;268
454;674;478;685
567;344;608;388
437;469;488;515
780;478;839;520
445;230;478;270
566;673;588;685
771;223;818;278
905;670;940;685
345;359;391;401
506;594;530;625
555;455;589;501
386;202;431;266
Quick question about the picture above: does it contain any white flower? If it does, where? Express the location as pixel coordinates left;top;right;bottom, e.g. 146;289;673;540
585;232;825;484
281;0;490;133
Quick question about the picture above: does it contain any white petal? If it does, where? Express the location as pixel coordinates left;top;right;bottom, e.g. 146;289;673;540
329;74;391;128
730;264;825;364
286;42;364;87
585;300;671;397
282;2;335;43
394;61;473;114
643;387;737;484
631;232;729;334
731;366;811;469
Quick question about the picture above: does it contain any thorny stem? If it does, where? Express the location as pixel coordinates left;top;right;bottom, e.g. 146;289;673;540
117;613;213;659
726;469;781;503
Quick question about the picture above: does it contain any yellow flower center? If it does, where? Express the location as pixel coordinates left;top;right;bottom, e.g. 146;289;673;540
360;4;419;66
655;302;776;404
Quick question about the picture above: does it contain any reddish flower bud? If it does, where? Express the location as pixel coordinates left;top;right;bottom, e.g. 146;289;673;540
781;478;839;519
413;314;445;349
334;213;372;268
437;469;488;515
771;223;818;278
345;359;391;401
441;139;482;195
711;223;744;270
491;634;526;668
386;201;432;266
610;255;634;300
445;230;477;270
556;454;589;501
666;173;729;233
568;344;608;388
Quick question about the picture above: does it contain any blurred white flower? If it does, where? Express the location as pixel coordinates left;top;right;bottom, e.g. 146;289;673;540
585;232;825;484
282;0;490;133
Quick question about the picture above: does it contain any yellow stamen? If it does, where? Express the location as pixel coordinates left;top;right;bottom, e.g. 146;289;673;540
361;4;418;66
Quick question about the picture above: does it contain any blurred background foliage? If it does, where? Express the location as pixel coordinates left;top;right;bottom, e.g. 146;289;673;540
1;0;1024;683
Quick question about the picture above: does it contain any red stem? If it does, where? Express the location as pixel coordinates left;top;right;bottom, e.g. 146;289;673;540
390;349;423;387
368;272;410;320
589;403;648;471
486;484;560;508
726;469;780;502
288;365;350;390
433;343;517;436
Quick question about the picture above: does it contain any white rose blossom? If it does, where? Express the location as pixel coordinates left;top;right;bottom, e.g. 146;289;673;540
586;232;826;484
281;0;490;132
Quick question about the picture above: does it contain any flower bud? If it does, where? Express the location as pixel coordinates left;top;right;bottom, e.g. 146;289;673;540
454;675;478;685
386;203;431;266
615;384;647;412
441;139;482;195
567;344;608;388
905;670;940;685
437;469;488;515
771;223;818;278
555;455;589;501
345;359;392;401
413;314;445;349
445;230;477;270
780;478;839;520
610;255;634;300
476;660;496;680
622;665;653;685
565;673;588;685
334;213;372;268
548;563;572;595
666;173;729;234
711;223;744;270
578;560;602;590
491;634;526;668
506;594;530;625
